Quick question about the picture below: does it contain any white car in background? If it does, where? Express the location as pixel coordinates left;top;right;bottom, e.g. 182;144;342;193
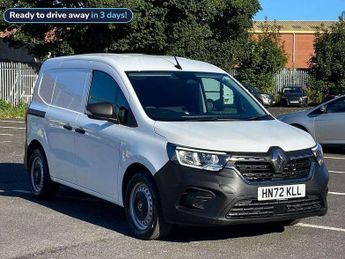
278;95;345;146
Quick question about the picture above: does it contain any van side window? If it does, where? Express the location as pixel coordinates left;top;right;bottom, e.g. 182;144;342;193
327;97;345;113
38;71;57;104
88;71;118;105
51;70;88;112
88;71;137;127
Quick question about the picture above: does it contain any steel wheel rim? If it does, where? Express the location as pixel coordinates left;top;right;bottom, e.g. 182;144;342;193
30;156;44;193
129;182;154;231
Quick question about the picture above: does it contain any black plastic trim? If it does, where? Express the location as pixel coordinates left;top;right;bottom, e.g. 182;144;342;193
63;124;73;131
27;108;46;118
75;128;86;134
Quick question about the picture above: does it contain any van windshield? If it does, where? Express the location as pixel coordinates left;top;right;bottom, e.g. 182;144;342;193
126;71;271;121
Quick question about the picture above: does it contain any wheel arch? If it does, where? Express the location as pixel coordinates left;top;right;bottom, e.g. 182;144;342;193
121;163;156;206
25;139;45;169
290;123;310;133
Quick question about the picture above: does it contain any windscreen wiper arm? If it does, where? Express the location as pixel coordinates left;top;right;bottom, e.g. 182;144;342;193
181;115;237;121
246;114;273;121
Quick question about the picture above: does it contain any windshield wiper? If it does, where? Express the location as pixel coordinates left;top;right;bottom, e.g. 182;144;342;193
181;115;237;121
246;114;273;121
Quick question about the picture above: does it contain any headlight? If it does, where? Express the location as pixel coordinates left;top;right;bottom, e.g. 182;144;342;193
312;143;324;166
261;94;270;101
167;144;230;171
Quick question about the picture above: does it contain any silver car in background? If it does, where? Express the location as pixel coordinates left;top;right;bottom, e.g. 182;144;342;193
278;95;345;146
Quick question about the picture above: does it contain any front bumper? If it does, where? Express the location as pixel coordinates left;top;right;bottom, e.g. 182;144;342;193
153;161;328;226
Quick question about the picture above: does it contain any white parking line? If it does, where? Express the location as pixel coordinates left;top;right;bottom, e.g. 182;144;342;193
0;120;24;124
0;126;25;130
325;156;345;160
329;191;345;196
0;133;13;136
297;223;345;233
329;170;345;174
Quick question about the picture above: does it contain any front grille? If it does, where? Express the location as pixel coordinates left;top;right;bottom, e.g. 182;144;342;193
227;195;323;219
234;156;312;182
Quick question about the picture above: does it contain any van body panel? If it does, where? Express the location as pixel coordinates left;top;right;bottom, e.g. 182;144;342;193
74;114;122;199
45;107;78;182
50;176;118;204
116;129;169;205
154;120;316;153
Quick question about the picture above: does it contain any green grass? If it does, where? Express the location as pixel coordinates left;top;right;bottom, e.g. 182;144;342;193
0;100;27;119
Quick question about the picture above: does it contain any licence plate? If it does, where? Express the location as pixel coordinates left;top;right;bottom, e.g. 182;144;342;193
258;184;306;201
290;101;299;104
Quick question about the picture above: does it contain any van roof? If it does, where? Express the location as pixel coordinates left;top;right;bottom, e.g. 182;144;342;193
43;53;226;74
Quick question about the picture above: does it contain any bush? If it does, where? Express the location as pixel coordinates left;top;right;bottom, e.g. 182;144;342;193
305;85;323;105
236;21;287;94
309;19;345;101
0;100;27;118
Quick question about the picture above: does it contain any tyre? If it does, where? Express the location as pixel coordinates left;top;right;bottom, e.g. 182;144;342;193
125;171;171;240
28;149;59;199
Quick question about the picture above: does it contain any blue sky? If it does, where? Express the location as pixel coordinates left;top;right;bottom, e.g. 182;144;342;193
255;0;345;21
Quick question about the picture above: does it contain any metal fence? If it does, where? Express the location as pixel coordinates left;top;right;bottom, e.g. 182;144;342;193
274;69;310;93
0;61;39;105
231;68;310;93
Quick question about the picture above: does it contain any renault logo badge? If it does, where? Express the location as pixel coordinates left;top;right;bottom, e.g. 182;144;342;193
271;148;287;173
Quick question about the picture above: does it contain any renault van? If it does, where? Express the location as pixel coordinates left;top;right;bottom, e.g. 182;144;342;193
25;54;328;239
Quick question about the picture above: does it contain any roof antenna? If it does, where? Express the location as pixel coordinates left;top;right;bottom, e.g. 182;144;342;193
174;56;182;70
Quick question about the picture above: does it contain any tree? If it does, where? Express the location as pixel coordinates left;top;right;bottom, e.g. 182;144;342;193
309;18;345;101
0;0;260;71
235;21;287;93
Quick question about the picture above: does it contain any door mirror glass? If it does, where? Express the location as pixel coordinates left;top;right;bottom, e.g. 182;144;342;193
86;102;118;123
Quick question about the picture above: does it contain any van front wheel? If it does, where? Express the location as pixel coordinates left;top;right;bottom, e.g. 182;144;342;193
125;171;171;240
28;149;59;199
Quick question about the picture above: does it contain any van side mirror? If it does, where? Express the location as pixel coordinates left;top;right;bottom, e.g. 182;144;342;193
320;105;327;113
86;102;118;123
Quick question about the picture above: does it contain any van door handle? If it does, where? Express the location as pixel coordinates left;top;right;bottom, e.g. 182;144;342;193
75;128;86;134
63;124;73;131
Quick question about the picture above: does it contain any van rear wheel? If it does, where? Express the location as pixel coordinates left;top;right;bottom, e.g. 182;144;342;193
125;171;171;240
28;149;59;199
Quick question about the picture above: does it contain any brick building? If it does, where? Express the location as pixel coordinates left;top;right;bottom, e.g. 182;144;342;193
252;21;336;69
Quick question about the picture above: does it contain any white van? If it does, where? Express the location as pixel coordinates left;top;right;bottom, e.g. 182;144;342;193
25;54;328;239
